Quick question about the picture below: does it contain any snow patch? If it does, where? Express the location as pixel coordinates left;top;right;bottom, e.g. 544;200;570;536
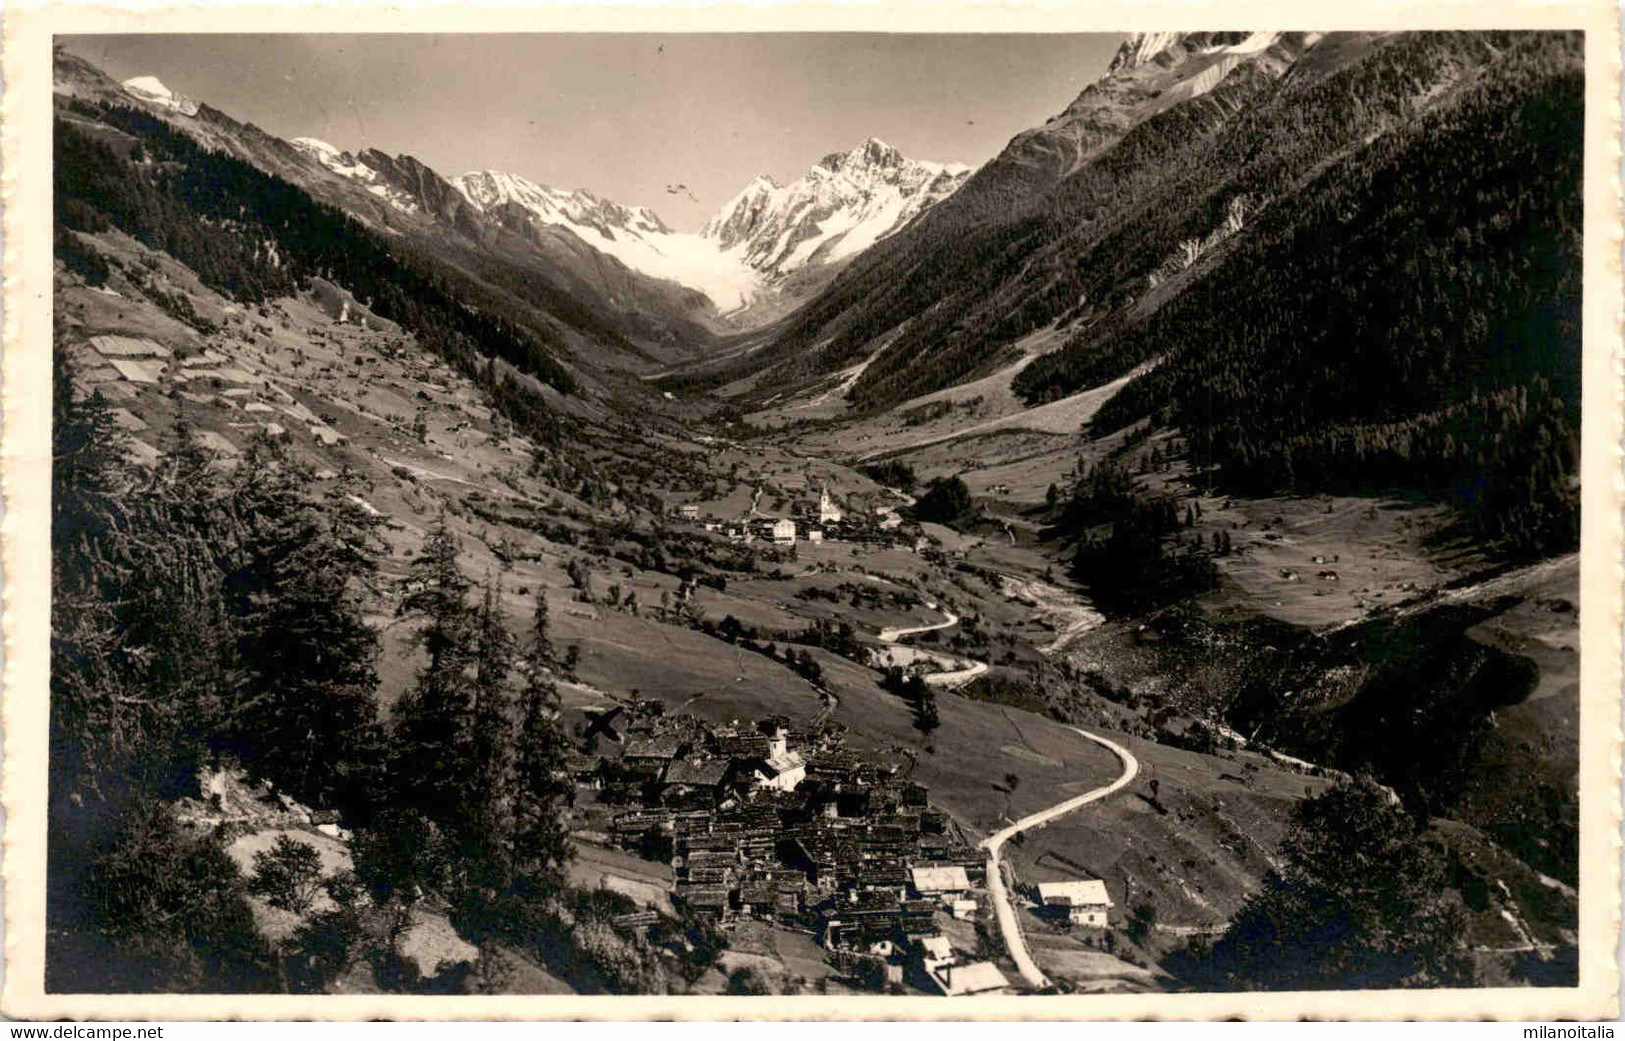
289;138;419;215
1219;31;1282;55
121;75;199;116
701;138;971;278
123;75;172;99
454;169;763;311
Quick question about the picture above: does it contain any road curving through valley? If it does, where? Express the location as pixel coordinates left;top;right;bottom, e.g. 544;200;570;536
980;727;1140;990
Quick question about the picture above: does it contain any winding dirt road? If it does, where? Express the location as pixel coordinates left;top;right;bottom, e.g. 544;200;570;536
877;609;960;643
981;727;1140;990
875;609;991;687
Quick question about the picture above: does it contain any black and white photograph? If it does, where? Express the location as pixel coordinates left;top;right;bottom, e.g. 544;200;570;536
7;10;1619;1021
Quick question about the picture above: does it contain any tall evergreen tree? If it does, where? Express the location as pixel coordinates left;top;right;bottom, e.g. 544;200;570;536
510;587;573;893
469;575;518;875
222;448;386;813
392;513;477;824
49;346;277;994
530;585;555;669
1179;778;1475;990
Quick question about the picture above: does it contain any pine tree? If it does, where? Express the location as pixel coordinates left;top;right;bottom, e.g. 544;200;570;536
530;586;555;669
399;513;473;673
222;449;384;812
393;513;477;824
469;575;517;873
510;654;572;894
1197;779;1475;990
48;347;284;993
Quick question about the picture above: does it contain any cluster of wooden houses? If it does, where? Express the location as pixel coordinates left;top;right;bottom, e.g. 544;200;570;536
567;706;1029;990
563;700;1133;994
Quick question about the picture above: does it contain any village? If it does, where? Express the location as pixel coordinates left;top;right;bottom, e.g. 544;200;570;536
558;695;1118;996
679;484;915;550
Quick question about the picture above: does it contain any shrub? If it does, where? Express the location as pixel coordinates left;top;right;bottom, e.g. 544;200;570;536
248;834;326;915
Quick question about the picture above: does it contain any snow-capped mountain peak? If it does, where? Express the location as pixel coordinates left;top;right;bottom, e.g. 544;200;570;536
454;170;671;238
701;138;972;275
817;137;901;173
439;141;968;315
121;75;199;116
1107;31;1286;73
270;136;968;316
288;137;422;215
453;169;759;313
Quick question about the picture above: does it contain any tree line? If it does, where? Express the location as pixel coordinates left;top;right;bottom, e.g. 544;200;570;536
49;343;579;992
1024;40;1582;556
1057;461;1220;614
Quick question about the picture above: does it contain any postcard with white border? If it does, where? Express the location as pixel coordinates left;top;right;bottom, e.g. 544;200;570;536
4;0;1620;1021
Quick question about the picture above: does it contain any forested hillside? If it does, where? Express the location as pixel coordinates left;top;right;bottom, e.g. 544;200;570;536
46;344;643;992
55;45;728;371
679;34;1579;446
1036;36;1582;556
677;32;1580;558
42;32;1590;1001
50;100;740;994
57;101;581;395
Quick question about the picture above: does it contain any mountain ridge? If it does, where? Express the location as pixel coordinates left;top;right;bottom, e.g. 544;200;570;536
258;118;972;320
700;137;972;281
56;46;730;380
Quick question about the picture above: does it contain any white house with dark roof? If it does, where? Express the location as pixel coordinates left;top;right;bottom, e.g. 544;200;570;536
1037;879;1114;926
754;750;806;792
927;960;1010;997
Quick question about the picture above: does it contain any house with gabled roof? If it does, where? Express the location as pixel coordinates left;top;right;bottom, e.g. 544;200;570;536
661;756;737;809
910;864;971;900
1037;878;1114;927
927;960;1010;997
754;750;806;792
675;884;731;921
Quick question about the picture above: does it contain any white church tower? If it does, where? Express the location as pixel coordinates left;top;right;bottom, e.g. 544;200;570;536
818;483;844;525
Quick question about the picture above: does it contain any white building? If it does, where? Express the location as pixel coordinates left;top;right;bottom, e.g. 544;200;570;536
771;518;796;545
818;484;844;524
911;865;971;900
754;750;806;792
919;935;953;965
1037;879;1114;927
917;934;956;983
928;960;1010;997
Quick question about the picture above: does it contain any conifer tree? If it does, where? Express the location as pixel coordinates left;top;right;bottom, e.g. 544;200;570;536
469;574;518;874
530;586;555;668
510;587;573;892
393;513;477;824
222;446;384;811
50;347;277;993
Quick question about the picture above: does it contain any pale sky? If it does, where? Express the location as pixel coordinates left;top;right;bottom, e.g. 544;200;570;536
66;34;1123;231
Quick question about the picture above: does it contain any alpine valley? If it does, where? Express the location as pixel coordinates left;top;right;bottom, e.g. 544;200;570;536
48;30;1583;1000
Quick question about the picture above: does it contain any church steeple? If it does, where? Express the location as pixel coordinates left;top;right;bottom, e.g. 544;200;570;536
818;483;843;524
